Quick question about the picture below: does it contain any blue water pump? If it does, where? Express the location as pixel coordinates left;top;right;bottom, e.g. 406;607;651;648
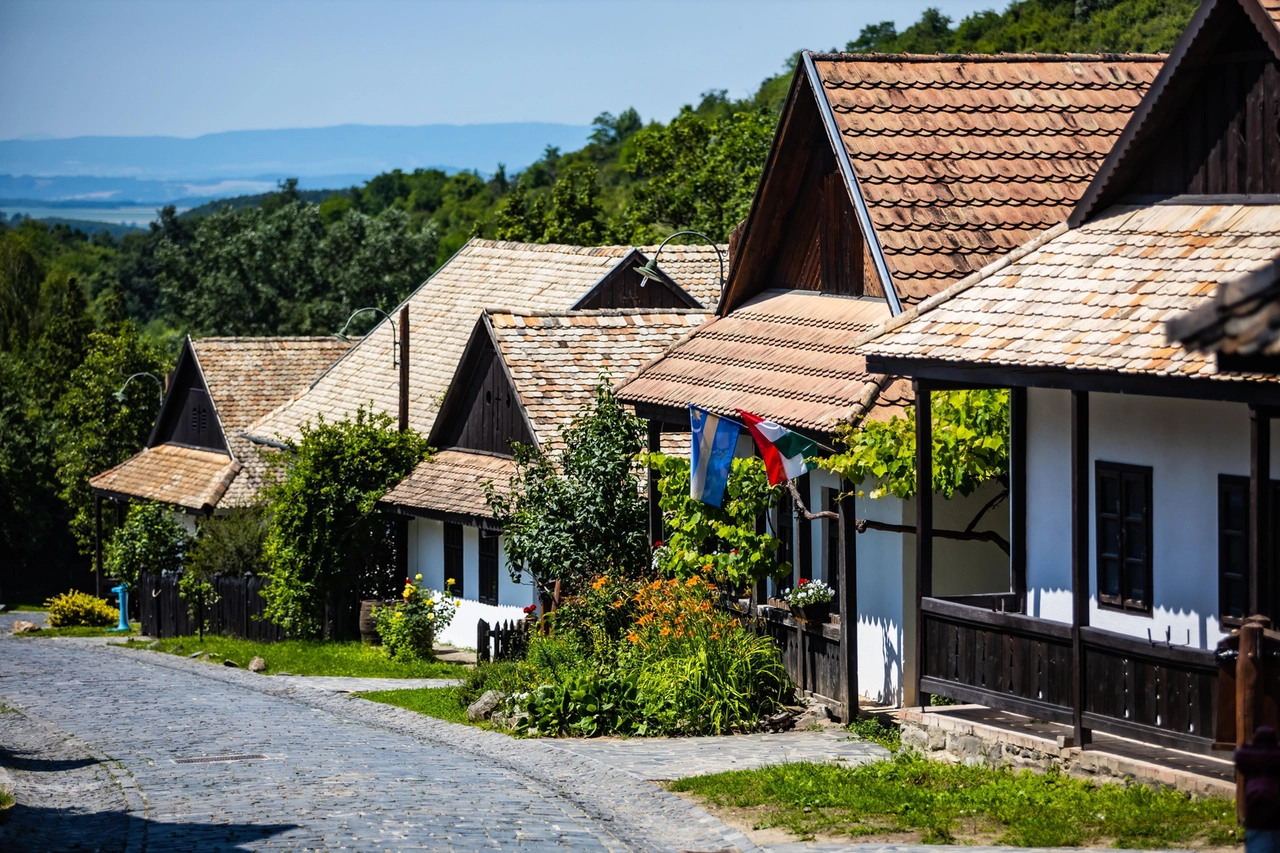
109;582;130;632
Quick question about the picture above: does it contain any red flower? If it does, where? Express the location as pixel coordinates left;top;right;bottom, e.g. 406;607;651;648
523;604;538;615
798;578;809;585
654;541;664;548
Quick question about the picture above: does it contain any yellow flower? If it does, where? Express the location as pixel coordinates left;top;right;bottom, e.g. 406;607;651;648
427;613;435;620
447;578;456;586
415;573;423;581
395;611;402;618
425;599;434;606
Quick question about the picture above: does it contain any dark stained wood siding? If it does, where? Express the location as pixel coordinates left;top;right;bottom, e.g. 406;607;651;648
152;344;227;452
435;336;535;456
1105;2;1280;202
573;256;701;310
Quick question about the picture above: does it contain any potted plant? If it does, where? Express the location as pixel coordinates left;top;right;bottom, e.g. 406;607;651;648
784;578;834;623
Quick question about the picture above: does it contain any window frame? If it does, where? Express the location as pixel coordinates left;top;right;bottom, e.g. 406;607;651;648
443;522;464;598
478;531;500;606
1094;460;1154;616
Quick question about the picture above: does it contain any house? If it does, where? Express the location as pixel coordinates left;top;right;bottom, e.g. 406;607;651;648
615;50;1162;714
379;309;708;646
88;336;351;554
855;0;1280;751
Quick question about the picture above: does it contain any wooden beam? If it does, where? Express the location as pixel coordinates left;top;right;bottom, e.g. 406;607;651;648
647;420;663;547
1071;390;1092;746
1249;406;1271;619
913;380;933;707
839;483;859;721
1010;387;1028;611
399;304;410;432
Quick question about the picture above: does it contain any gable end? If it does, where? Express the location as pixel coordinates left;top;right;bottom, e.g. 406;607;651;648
148;338;228;454
428;317;536;455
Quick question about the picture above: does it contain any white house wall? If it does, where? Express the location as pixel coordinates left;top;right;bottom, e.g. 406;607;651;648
1025;388;1276;650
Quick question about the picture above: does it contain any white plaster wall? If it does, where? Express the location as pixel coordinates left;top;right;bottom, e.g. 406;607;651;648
1026;387;1074;624
438;599;527;649
930;479;1011;597
497;536;537;607
1024;389;1261;650
461;526;479;602
409;518;445;591
855;489;907;707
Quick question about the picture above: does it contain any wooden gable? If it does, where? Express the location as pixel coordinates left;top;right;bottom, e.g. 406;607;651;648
428;317;536;456
148;338;227;454
719;63;883;314
572;250;702;310
1075;0;1280;222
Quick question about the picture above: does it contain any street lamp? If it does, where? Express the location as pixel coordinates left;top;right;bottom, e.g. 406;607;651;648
633;230;725;297
113;372;163;404
335;307;399;367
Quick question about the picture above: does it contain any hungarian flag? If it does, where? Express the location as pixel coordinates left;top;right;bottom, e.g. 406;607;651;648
736;409;820;486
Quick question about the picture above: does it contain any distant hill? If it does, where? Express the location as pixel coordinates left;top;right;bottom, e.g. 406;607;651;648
0;174;372;204
2;213;146;240
180;188;347;219
0;123;592;184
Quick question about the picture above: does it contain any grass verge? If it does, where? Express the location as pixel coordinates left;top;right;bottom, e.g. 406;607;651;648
2;604;50;612
121;636;469;678
15;622;139;637
359;686;470;725
668;753;1241;847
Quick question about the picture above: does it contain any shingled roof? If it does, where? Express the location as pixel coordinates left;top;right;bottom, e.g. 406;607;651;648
380;448;515;528
638;244;727;310
89;336;350;512
859;203;1280;385
616;290;907;434
245;240;715;447
1167;257;1280;365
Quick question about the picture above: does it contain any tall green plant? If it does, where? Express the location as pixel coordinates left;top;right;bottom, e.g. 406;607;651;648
103;500;188;587
820;390;1009;500
261;408;430;638
646;453;784;588
182;507;268;630
487;380;649;600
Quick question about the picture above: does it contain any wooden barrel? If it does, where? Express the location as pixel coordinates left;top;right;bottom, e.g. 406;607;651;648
359;600;383;645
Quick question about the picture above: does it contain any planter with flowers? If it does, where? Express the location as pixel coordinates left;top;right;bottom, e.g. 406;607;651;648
373;574;458;661
784;578;835;623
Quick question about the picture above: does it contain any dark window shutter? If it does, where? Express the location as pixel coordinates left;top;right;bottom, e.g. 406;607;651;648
479;533;499;606
1095;462;1152;614
444;523;464;598
1219;475;1249;621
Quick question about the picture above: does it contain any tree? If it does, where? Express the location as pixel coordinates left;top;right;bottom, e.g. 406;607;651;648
0;231;46;351
53;323;167;553
103;499;187;588
487;381;649;600
260;408;429;638
182;506;268;631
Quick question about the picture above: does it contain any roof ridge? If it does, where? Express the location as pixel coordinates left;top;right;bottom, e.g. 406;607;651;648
193;336;352;344
466;238;634;256
485;307;711;319
812;51;1167;62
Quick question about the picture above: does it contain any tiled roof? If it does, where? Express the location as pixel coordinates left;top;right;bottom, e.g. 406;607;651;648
615;290;908;433
1166;257;1280;359
638;244;727;309
488;310;709;450
381;449;515;522
89;444;240;511
244;239;714;446
810;53;1162;303
859;203;1280;382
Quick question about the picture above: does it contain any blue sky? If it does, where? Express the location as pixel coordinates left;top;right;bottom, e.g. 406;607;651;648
1;0;996;140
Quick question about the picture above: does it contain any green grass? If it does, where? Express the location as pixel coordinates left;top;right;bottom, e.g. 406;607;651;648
2;604;50;612
122;636;469;678
359;686;471;724
14;621;139;637
668;753;1241;847
845;715;901;752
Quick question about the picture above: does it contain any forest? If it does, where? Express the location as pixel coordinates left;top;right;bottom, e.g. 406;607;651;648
0;0;1197;600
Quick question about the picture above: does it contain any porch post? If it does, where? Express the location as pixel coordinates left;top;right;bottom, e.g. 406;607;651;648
1070;390;1092;746
1249;405;1271;619
94;496;103;598
647;419;663;547
839;482;859;721
1010;387;1027;611
913;380;932;707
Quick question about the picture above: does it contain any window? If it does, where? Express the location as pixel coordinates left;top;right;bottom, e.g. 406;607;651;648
443;522;464;598
1096;462;1153;613
479;532;499;606
183;389;212;445
825;488;841;612
1218;476;1249;622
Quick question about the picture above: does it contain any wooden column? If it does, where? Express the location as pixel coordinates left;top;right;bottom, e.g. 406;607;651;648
647;420;663;547
913;381;932;707
839;483;859;722
1010;387;1027;611
94;496;103;598
1070;390;1092;746
1249;406;1271;619
398;305;410;432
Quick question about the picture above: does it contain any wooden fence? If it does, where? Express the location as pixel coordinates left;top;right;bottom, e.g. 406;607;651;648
757;605;847;717
138;571;284;642
919;596;1218;752
477;618;529;663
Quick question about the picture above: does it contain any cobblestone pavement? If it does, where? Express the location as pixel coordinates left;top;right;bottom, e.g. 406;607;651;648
274;676;464;693
0;614;756;853
545;731;887;781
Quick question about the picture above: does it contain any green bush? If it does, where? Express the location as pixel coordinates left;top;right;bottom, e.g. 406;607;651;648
373;576;457;661
44;589;117;627
181;507;267;629
103;500;187;587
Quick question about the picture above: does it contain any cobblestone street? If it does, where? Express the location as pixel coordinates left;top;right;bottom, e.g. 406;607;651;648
0;615;757;853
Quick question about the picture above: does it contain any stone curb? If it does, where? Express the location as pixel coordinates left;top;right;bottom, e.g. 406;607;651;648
98;644;763;853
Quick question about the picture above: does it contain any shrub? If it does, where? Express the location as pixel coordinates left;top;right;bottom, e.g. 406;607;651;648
181;507;268;630
373;575;457;662
103;500;187;587
44;589;117;627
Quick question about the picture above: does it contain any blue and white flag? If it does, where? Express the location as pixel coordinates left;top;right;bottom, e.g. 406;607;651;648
689;405;740;508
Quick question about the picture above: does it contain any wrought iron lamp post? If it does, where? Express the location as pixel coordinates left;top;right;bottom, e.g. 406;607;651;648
633;230;725;295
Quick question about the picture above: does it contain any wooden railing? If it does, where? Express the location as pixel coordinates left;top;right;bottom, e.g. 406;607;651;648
921;597;1218;753
477;618;530;663
757;605;846;719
